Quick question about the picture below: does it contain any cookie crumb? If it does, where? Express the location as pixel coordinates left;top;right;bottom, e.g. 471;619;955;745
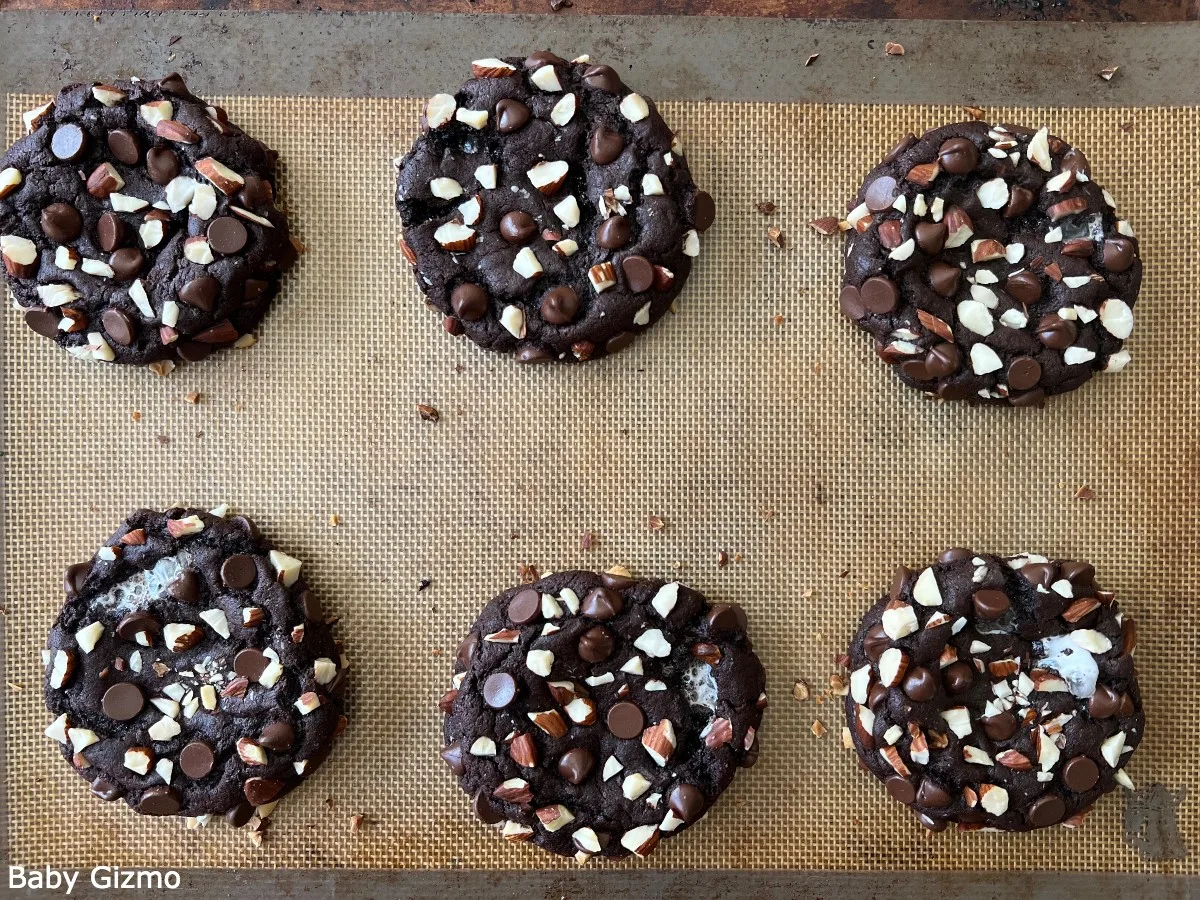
792;679;810;701
329;514;341;526
648;515;667;533
756;201;776;215
580;531;597;550
1099;66;1120;81
717;550;729;568
885;41;905;56
766;227;786;249
811;719;828;737
808;216;840;236
185;391;201;404
416;403;439;423
964;105;985;120
1074;485;1097;500
804;53;820;67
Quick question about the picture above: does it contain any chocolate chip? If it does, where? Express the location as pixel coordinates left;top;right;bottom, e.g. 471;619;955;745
840;285;866;319
600;570;637;590
860;276;898;314
166;570;199;604
179;741;216;779
243;279;269;304
516;346;552;364
51;124;88;162
440;741;466;776
577;625;614;662
943;661;974;695
582;64;623;92
508;588;541;625
243;777;285;807
25;308;59;339
1088;685;1121;719
100;308;135;346
902;666;936;702
1118;691;1136;718
981;709;1018;741
1061;147;1090;178
109;248;144;281
898;359;930;382
864;176;898;213
1004;185;1034;219
972;589;1011;620
924;342;960;378
208;216;249;255
921;813;950;831
886;775;916;804
581;587;623;620
525;51;566;69
146;147;180;186
116;610;159;642
1103;237;1135;272
668;784;706;822
96;212;127;252
938;137;979;175
863;623;889;661
939;548;972;563
914;221;948;255
455;632;479;668
483;672;517;709
889;566;911;601
706;603;746;634
867;682;888;710
917;779;952;808
91;777;125;802
221;553;257;589
138;786;182;816
107;129;141;165
557;748;596;784
928;262;961;299
258;721;295;750
589;126;625;165
180;276;219;312
239;175;274;209
233;648;270;682
225;801;256;827
1021;562;1057;588
450;283;488;321
500;211;537;245
882;133;916;164
1035;314;1077;350
101;682;144;720
496;99;531;134
596;216;631;250
1063;755;1099;792
301;589;324;623
693;191;716;232
472;789;502;824
1025;795;1066;828
606;700;644;738
622;255;654;293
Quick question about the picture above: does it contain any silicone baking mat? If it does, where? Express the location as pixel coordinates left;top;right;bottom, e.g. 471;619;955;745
3;96;1196;871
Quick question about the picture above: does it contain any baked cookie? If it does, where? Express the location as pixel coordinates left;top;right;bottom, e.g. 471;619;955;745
439;569;765;860
42;507;347;824
0;74;294;368
844;549;1143;832
840;122;1141;405
395;53;715;363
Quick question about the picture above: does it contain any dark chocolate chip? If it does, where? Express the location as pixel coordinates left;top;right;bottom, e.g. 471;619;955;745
451;283;488;321
508;588;542;625
606;701;644;738
221;554;257;589
107;129;141;165
622;255;654;293
51;124;88;162
101;682;144;720
496;99;531;133
557;748;596;784
581;587;623;620
483;672;517;709
938;137;979;175
179;741;216;779
589;126;625;165
180;276;219;312
208;216;249;255
100;308;135;346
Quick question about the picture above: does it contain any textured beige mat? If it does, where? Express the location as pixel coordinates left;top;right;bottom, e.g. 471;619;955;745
3;96;1196;872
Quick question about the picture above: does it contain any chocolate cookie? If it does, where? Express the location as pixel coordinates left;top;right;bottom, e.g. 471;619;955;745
42;507;347;823
844;550;1143;832
439;569;765;860
0;74;295;368
840;122;1141;405
395;53;715;363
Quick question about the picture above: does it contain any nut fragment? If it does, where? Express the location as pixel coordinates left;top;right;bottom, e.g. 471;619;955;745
528;709;568;738
434;222;477;252
528;160;569;195
641;719;676;766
